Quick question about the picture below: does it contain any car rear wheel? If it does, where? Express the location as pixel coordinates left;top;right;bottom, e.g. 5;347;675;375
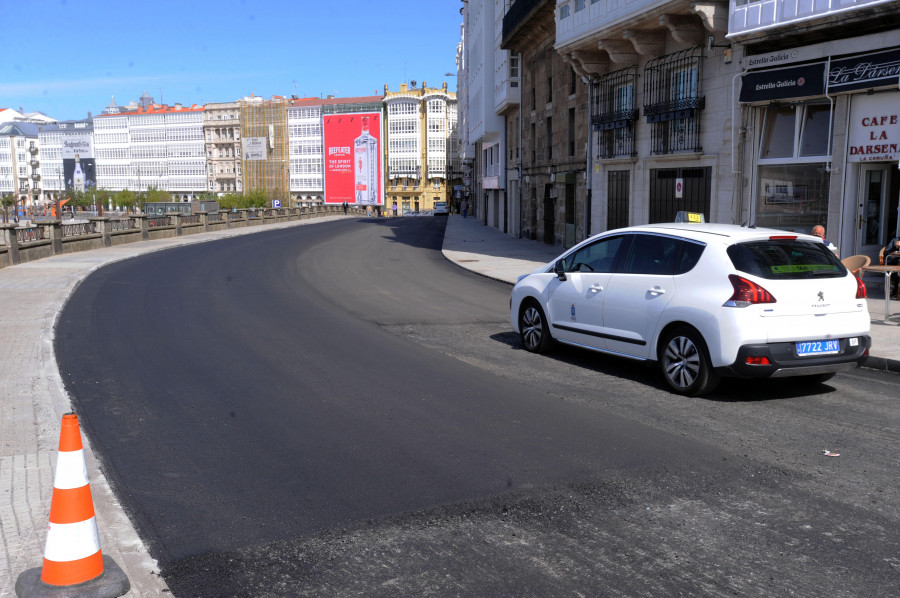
519;300;552;353
659;326;719;396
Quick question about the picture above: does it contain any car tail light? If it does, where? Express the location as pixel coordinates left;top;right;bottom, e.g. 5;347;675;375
854;274;867;299
746;356;771;365
724;274;776;307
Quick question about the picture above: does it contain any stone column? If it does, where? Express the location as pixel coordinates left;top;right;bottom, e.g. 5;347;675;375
90;217;111;247
133;214;149;240
49;220;63;255
172;213;183;236
0;223;20;266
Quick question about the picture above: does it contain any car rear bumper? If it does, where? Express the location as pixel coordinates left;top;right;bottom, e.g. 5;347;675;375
718;335;871;378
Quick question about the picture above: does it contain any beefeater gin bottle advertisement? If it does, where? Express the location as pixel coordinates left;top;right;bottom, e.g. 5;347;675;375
354;117;378;204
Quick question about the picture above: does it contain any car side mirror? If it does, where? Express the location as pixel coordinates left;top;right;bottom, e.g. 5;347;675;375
554;260;567;281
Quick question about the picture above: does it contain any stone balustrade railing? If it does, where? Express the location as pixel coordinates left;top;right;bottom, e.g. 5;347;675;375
0;205;366;270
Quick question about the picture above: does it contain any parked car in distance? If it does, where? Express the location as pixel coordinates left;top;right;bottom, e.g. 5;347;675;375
510;223;871;396
433;201;449;216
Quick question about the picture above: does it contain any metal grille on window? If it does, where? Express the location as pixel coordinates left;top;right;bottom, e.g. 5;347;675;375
591;67;638;158
643;48;705;155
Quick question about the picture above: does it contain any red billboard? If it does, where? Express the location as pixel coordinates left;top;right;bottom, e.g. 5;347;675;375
323;112;382;205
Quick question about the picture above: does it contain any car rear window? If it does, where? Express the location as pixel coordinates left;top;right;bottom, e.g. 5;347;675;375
726;239;845;280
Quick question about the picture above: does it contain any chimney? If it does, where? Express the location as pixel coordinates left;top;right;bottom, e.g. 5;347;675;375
401;83;407;92
87;111;92;119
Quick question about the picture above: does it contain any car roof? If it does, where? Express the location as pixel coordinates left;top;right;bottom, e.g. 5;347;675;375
597;223;820;245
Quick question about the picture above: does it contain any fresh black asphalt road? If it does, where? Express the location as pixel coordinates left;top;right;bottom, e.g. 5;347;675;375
55;217;900;597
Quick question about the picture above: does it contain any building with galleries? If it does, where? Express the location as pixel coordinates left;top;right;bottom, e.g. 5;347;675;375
459;0;520;233
204;102;242;195
383;82;459;215
94;97;206;198
0;122;41;215
729;0;900;262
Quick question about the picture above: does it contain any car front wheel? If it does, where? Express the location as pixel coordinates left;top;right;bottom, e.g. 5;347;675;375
659;326;719;396
519;300;553;354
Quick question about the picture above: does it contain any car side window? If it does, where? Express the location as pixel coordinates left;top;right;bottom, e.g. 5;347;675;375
674;241;705;274
621;234;680;275
561;235;627;273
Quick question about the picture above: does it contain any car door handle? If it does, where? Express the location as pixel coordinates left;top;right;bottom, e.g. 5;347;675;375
589;284;603;293
648;286;666;295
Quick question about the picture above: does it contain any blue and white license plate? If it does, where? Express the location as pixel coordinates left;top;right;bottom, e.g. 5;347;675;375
796;339;840;356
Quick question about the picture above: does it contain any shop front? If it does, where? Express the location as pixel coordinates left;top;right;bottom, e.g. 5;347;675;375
740;43;900;260
841;86;900;261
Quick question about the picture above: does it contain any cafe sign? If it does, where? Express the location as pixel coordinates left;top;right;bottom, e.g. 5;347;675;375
847;92;900;162
828;48;900;93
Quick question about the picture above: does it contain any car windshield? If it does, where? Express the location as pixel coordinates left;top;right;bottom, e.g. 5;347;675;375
727;239;846;280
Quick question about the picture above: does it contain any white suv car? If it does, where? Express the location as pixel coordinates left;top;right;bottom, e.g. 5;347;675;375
510;223;871;396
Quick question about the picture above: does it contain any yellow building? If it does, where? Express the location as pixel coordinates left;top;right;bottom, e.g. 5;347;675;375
383;81;458;215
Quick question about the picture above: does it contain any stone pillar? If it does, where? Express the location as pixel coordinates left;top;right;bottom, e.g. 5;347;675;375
90;217;111;247
133;214;149;240
172;213;183;236
0;223;20;266
49;220;63;255
200;211;209;233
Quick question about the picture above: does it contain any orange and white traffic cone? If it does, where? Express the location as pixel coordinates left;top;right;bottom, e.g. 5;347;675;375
15;412;130;597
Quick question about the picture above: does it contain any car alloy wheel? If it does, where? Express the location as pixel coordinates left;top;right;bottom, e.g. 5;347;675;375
519;300;552;353
660;326;719;396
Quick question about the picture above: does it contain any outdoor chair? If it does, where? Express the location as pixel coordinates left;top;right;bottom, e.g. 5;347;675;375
841;254;870;275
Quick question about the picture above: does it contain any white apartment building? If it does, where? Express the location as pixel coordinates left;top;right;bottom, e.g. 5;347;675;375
729;0;900;262
287;100;324;203
460;0;518;231
94;103;206;197
0;122;41;211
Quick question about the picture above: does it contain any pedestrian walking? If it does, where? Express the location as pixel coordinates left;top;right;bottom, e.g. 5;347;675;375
461;199;469;219
342;200;348;214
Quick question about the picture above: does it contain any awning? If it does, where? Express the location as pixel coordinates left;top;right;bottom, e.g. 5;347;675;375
740;62;826;103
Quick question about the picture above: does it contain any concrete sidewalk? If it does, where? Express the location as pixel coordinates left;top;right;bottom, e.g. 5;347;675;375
442;214;900;372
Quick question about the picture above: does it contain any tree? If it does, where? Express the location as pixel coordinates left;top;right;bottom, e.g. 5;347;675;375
112;189;136;212
144;186;170;205
1;192;15;223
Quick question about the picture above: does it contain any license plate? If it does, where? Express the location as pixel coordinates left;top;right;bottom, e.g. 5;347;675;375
796;339;840;356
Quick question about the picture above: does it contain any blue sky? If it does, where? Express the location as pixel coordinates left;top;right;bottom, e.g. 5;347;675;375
0;0;463;121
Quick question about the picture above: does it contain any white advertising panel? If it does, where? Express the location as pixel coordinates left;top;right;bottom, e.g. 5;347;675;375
848;92;900;162
242;137;267;161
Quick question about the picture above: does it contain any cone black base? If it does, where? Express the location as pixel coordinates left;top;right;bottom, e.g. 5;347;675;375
15;555;130;598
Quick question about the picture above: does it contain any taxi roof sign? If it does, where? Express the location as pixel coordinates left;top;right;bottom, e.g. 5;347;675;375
675;211;705;223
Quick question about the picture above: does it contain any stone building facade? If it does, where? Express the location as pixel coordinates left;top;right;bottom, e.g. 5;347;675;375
203;102;242;195
502;0;591;246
